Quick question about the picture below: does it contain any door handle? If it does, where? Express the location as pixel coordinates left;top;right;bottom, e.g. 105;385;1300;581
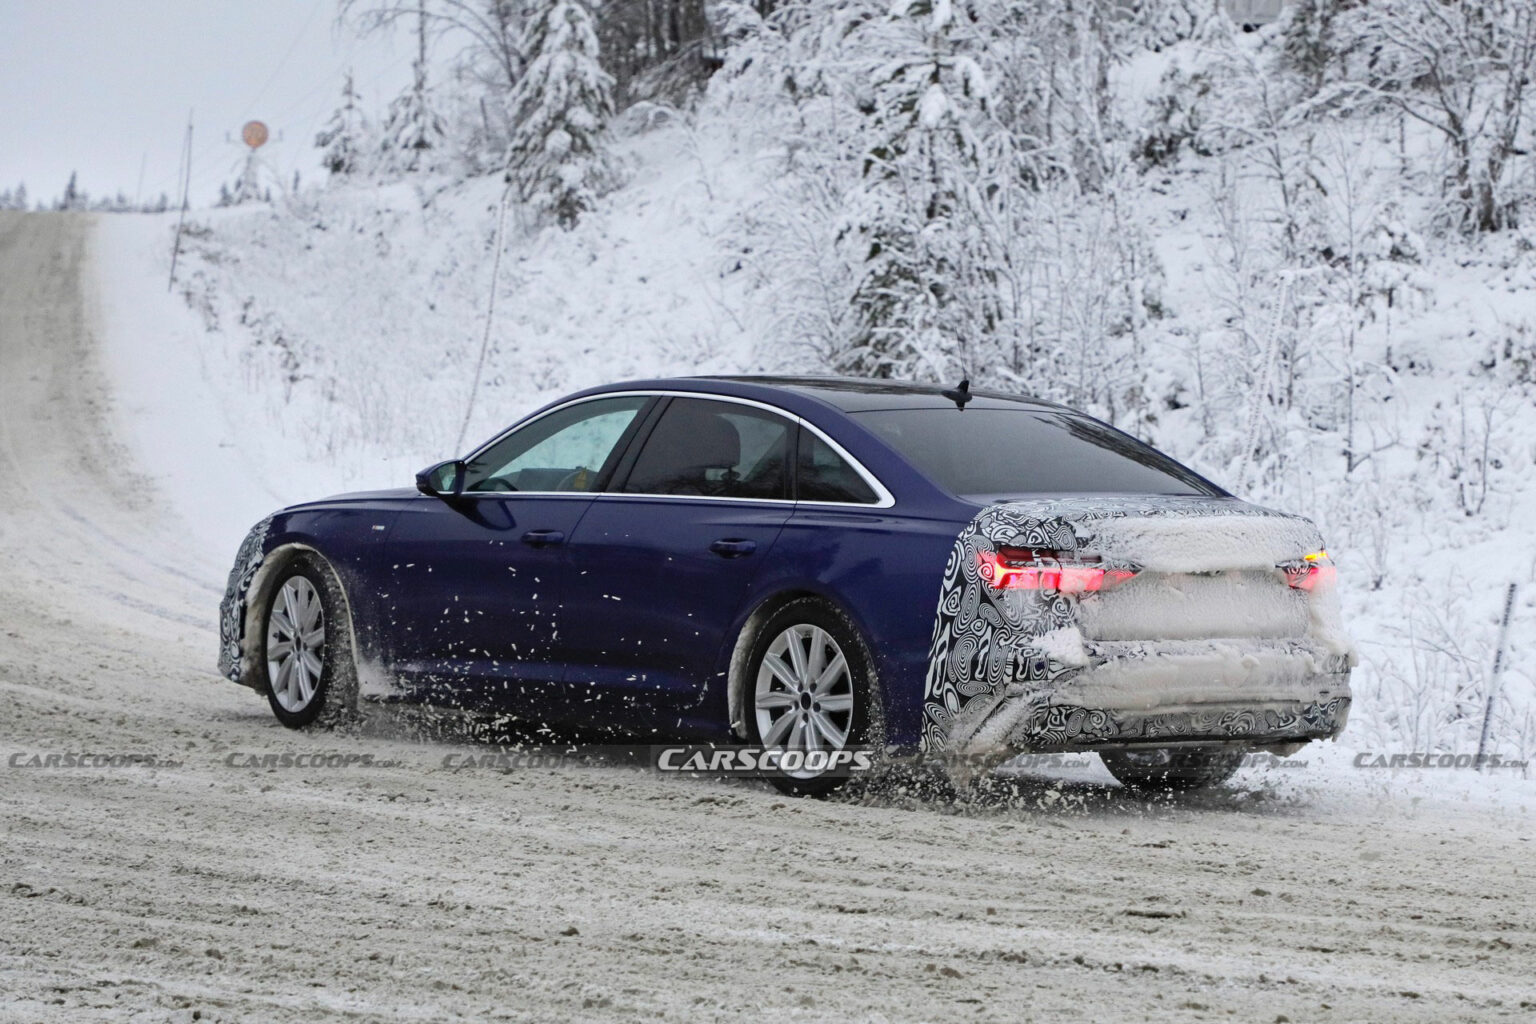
521;529;566;547
710;538;757;558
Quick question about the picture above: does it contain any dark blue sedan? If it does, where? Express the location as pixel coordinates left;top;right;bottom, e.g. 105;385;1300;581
218;377;1353;793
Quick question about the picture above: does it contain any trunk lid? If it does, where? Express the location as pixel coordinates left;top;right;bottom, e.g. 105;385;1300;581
980;495;1324;642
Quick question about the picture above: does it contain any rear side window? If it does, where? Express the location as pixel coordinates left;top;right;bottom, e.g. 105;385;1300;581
622;398;792;499
797;431;878;504
852;408;1220;499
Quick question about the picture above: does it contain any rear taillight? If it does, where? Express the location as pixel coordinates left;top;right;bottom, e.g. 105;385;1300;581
978;547;1137;594
1283;550;1336;591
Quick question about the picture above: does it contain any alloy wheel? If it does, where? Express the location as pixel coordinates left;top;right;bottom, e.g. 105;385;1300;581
753;623;855;778
265;576;326;713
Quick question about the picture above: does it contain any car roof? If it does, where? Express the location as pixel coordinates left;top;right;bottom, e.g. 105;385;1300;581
693;375;1072;414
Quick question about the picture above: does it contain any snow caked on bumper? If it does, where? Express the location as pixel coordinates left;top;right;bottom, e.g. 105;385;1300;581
920;497;1355;760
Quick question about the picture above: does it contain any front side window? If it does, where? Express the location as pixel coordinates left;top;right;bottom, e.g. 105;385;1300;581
622;398;791;499
463;395;649;493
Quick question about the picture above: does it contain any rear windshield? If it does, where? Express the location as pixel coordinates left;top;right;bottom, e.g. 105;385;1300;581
851;407;1221;499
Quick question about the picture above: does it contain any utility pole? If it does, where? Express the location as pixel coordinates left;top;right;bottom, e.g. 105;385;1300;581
168;111;193;292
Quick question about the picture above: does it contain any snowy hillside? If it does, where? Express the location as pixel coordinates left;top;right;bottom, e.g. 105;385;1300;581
96;2;1536;768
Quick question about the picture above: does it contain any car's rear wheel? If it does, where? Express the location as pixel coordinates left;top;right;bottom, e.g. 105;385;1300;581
744;599;873;797
1100;746;1243;792
260;554;357;729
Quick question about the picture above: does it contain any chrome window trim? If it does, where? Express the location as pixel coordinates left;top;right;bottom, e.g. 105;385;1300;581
460;389;896;508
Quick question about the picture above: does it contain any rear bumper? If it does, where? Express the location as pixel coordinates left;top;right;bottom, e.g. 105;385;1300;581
959;637;1353;756
995;694;1351;753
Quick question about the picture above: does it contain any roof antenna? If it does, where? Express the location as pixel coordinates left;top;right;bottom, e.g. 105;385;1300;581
941;378;972;410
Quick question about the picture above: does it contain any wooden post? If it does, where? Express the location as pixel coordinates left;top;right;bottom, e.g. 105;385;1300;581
1476;583;1518;771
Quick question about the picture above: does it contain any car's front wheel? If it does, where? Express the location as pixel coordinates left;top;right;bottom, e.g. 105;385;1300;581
1100;746;1244;792
260;554;357;729
744;599;874;797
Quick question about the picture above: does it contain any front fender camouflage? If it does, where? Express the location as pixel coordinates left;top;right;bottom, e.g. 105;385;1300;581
217;515;274;684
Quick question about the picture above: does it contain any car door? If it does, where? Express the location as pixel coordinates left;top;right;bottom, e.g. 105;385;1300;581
562;396;796;728
380;394;654;710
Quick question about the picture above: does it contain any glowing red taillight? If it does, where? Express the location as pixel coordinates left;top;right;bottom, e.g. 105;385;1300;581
1284;550;1336;591
978;547;1136;594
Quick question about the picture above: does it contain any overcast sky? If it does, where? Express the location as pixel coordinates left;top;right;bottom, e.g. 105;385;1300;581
0;0;417;207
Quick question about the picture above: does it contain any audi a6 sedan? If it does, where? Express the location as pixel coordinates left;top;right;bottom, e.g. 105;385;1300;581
218;377;1354;794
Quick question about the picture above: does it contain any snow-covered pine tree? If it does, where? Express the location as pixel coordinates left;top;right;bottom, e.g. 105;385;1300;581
60;172;80;211
316;71;370;177
232;153;266;204
505;0;622;229
838;0;1003;381
14;183;26;210
381;59;449;173
379;3;448;174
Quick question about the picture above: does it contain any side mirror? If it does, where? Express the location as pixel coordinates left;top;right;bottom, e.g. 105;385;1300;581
416;459;465;499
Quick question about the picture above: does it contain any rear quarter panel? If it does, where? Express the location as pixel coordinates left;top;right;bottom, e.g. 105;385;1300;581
745;507;965;749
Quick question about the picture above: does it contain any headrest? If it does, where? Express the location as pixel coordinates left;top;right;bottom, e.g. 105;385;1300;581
668;403;740;469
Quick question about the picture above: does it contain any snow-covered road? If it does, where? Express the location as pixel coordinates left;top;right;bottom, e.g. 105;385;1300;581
0;211;1532;1022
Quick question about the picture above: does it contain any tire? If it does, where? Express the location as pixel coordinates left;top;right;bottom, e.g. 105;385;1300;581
1100;746;1244;793
741;598;876;798
259;553;358;730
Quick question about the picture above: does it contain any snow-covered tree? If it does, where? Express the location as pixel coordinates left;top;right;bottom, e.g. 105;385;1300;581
1278;0;1347;98
342;0;521;171
505;0;622;228
59;172;80;211
316;71;370;176
1334;0;1536;232
382;55;449;173
232;153;268;204
377;1;449;174
597;0;711;103
837;0;1003;381
343;0;526;98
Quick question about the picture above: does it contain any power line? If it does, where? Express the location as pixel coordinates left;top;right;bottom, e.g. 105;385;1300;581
238;0;330;120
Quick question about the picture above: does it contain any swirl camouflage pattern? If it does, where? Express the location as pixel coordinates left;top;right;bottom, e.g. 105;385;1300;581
217;515;273;684
921;496;1350;757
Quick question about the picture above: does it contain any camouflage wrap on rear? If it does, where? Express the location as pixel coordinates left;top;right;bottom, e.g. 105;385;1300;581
920;496;1335;755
